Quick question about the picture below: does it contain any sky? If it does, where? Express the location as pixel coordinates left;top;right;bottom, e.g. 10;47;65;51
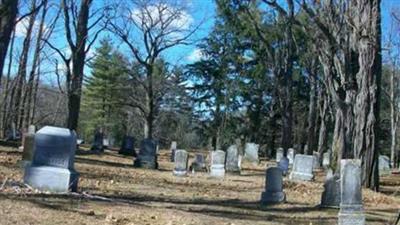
8;0;400;87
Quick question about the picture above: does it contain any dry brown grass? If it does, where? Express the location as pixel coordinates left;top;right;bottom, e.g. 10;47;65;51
0;146;399;225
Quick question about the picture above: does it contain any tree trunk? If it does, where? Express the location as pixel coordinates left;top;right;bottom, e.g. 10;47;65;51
390;59;398;168
306;59;318;155
66;0;92;131
12;0;37;130
0;0;18;86
350;0;381;190
317;88;329;166
23;0;48;128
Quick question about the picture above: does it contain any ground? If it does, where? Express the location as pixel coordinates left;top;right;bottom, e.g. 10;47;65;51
0;145;399;225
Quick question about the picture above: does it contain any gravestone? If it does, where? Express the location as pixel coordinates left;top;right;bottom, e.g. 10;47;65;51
379;155;391;176
276;148;284;163
24;126;79;192
261;167;286;204
278;156;289;175
134;139;158;169
287;148;295;165
20;133;35;167
103;138;110;148
313;152;321;169
244;143;259;163
226;145;240;173
119;136;136;156
338;159;365;225
173;150;188;176
190;153;206;172
210;150;225;178
170;141;177;162
323;151;331;168
289;154;314;181
91;131;104;153
320;169;341;208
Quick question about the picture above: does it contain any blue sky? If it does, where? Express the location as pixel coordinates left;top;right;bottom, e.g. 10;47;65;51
8;0;400;86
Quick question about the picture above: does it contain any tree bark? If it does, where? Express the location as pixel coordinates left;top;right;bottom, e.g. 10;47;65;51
317;88;329;166
0;0;18;86
306;58;318;155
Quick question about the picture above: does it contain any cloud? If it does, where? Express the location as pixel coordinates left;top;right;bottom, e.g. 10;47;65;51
187;48;204;62
15;17;47;38
131;3;193;39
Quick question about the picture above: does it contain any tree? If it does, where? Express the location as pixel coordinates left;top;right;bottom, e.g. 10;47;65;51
109;0;200;139
0;0;18;85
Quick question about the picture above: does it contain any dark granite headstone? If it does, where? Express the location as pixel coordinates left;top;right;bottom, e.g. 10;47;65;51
261;167;286;204
133;139;158;169
338;160;365;225
119;136;136;156
91;131;104;153
190;153;206;172
24;126;79;192
173;149;188;176
320;169;341;208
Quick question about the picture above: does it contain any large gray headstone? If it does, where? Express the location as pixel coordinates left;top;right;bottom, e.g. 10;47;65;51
276;148;284;163
173;150;188;176
289;154;314;181
287;148;295;165
170;141;177;162
320;169;341;208
134;139;158;169
226;145;240;173
261;167;286;204
210;150;225;178
244;143;259;163
379;155;391;176
24;126;79;192
119;136;136;156
338;159;365;225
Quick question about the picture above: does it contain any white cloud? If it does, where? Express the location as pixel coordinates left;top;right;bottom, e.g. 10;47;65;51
15;17;47;38
187;48;204;62
131;3;193;39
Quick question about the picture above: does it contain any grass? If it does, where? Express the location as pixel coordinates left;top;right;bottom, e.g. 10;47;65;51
0;146;399;225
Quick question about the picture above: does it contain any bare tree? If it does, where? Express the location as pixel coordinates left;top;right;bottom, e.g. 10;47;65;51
109;0;200;139
0;0;18;86
45;0;106;131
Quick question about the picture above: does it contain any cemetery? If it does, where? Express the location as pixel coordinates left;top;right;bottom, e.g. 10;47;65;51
0;0;399;224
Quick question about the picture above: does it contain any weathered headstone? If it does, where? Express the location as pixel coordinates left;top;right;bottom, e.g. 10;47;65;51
320;169;341;208
244;143;259;163
289;154;314;181
226;145;240;173
276;147;284;163
91;130;104;153
170;141;177;162
379;155;391;176
103;138;110;148
20;133;35;167
24;126;79;192
134;139;158;169
261;167;286;204
338;159;365;225
119;136;136;156
173;150;188;176
313;151;321;170
278;156;289;175
210;150;225;178
323;151;331;168
287;148;295;165
190;153;206;172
